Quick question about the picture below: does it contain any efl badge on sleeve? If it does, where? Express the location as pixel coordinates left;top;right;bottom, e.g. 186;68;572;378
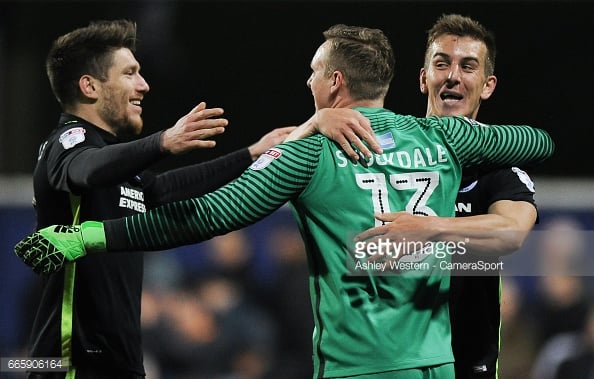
463;117;488;127
250;148;282;171
59;127;86;149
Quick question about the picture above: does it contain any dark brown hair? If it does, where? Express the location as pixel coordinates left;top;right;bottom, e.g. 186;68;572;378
46;19;137;107
425;14;496;76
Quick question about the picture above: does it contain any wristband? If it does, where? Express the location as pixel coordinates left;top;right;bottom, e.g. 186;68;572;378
81;221;107;253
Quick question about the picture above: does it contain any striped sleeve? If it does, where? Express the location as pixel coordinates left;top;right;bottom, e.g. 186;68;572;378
103;137;322;252
435;116;555;168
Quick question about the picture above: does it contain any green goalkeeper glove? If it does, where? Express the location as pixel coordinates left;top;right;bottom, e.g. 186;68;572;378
14;221;107;275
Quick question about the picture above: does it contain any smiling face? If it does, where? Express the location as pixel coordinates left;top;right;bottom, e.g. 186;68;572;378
420;34;496;119
95;48;150;137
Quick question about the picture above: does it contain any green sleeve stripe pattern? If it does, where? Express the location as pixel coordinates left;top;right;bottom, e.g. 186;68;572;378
435;116;555;167
120;138;320;251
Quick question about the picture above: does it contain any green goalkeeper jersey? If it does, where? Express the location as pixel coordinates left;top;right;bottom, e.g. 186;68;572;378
103;107;554;378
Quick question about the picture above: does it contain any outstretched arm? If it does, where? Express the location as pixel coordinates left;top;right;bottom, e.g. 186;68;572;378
356;200;536;257
147;126;297;205
16;137;322;274
60;102;228;189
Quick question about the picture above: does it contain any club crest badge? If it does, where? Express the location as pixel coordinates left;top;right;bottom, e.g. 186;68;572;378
376;132;396;150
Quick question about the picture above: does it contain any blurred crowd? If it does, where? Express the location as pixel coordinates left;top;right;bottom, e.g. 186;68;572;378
499;216;594;379
139;217;313;379
7;210;594;379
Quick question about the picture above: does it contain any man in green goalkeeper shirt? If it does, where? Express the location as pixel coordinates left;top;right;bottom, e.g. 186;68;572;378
15;24;554;378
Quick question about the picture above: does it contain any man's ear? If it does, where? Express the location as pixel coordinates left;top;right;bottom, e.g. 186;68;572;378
481;75;497;100
79;75;99;99
419;67;428;94
330;71;344;93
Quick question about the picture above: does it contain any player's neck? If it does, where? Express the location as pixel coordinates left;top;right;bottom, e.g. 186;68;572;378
339;98;384;109
67;105;117;136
